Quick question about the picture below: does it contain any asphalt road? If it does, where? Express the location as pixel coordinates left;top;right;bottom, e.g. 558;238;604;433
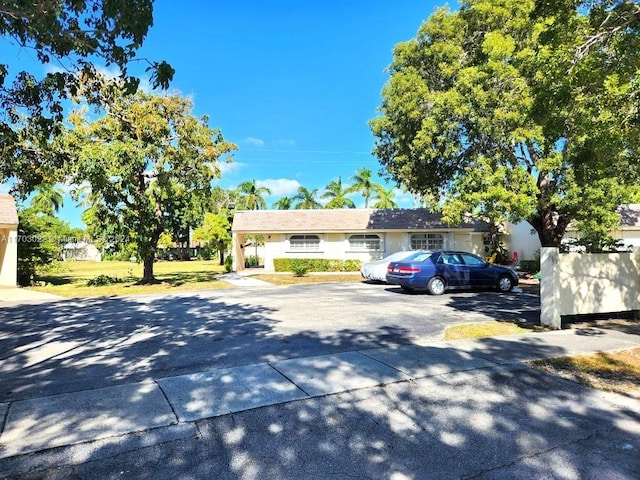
0;282;540;403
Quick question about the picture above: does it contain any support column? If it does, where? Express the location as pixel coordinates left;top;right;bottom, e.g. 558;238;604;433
540;247;561;329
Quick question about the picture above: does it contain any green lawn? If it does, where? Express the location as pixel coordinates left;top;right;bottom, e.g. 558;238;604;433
31;260;231;297
444;320;545;340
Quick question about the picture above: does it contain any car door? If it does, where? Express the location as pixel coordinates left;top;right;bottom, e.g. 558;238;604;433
459;253;492;287
437;253;464;287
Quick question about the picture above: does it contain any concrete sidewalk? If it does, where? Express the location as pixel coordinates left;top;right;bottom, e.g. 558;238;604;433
0;287;64;303
217;272;273;287
1;326;639;469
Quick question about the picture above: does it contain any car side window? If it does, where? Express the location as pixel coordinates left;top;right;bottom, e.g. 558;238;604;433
412;253;432;263
439;254;460;265
461;254;485;266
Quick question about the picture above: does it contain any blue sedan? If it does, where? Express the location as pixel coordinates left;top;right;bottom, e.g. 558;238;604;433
385;250;519;295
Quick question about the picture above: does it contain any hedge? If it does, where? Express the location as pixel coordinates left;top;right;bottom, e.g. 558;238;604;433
273;258;362;273
519;259;540;273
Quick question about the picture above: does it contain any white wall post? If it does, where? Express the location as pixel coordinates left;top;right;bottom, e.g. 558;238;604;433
540;247;562;329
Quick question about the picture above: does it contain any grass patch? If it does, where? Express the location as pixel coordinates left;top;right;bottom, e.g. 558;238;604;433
252;272;364;286
530;348;640;399
30;260;230;297
444;321;543;341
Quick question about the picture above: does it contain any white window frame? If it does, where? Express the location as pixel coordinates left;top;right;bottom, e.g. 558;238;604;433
411;233;444;250
348;234;382;252
288;234;321;251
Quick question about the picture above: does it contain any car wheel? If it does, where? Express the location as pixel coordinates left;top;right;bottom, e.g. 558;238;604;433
427;276;446;295
497;275;514;292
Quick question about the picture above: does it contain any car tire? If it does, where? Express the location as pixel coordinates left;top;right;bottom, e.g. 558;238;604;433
497;275;514;292
427;276;446;295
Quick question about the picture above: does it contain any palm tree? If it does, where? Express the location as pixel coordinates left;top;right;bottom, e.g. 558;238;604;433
348;167;385;208
321;177;355;209
30;184;64;215
272;196;292;210
236;180;272;210
371;186;398;209
292;186;322;209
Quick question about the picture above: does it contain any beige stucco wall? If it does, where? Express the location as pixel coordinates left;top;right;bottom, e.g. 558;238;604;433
540;247;640;329
0;227;17;286
616;229;640;248
235;230;486;271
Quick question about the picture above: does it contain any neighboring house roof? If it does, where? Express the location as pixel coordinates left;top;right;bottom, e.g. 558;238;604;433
0;194;18;226
565;204;640;231
232;208;486;233
617;204;640;228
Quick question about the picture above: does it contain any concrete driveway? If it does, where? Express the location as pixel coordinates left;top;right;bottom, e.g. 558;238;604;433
2;283;640;479
0;282;539;403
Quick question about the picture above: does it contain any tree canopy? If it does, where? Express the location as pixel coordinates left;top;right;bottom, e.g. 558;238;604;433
322;177;355;209
65;90;236;282
371;0;640;246
236;180;272;210
0;0;173;193
348;167;385;208
292;186;321;209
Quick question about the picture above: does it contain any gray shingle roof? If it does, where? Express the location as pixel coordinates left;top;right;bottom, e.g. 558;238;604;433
618;204;640;228
232;208;484;233
0;194;18;226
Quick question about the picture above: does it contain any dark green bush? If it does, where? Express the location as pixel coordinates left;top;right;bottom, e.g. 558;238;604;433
519;259;540;273
86;274;123;286
224;254;233;273
244;255;260;267
273;258;362;273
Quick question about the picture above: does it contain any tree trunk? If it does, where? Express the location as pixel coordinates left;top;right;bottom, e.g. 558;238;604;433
142;255;155;283
529;172;572;247
528;210;572;247
141;221;163;284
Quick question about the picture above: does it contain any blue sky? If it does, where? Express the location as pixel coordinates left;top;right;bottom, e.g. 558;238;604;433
4;0;447;227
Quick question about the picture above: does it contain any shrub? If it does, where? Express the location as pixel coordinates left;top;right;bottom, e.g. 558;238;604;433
519;259;540;273
290;263;310;277
224;254;233;273
86;274;122;286
244;255;260;267
273;258;362;273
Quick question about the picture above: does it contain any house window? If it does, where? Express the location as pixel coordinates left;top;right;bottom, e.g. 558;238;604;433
289;234;320;251
348;234;381;251
411;233;444;250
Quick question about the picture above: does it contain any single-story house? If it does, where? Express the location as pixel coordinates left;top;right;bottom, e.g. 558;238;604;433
0;194;18;286
62;242;102;261
231;208;491;271
509;204;640;257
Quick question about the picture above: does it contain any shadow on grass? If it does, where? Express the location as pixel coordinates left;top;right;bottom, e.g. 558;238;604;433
155;271;222;285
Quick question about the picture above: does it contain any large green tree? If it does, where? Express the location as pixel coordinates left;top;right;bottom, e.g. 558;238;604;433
65;91;236;282
322;177;355;209
272;196;292;210
292;186;321;209
0;0;173;194
371;186;398;209
371;0;640;247
30;183;64;216
236;180;272;210
192;211;232;265
348;167;385;208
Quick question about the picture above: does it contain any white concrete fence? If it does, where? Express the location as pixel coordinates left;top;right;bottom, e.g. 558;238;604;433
540;247;640;329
